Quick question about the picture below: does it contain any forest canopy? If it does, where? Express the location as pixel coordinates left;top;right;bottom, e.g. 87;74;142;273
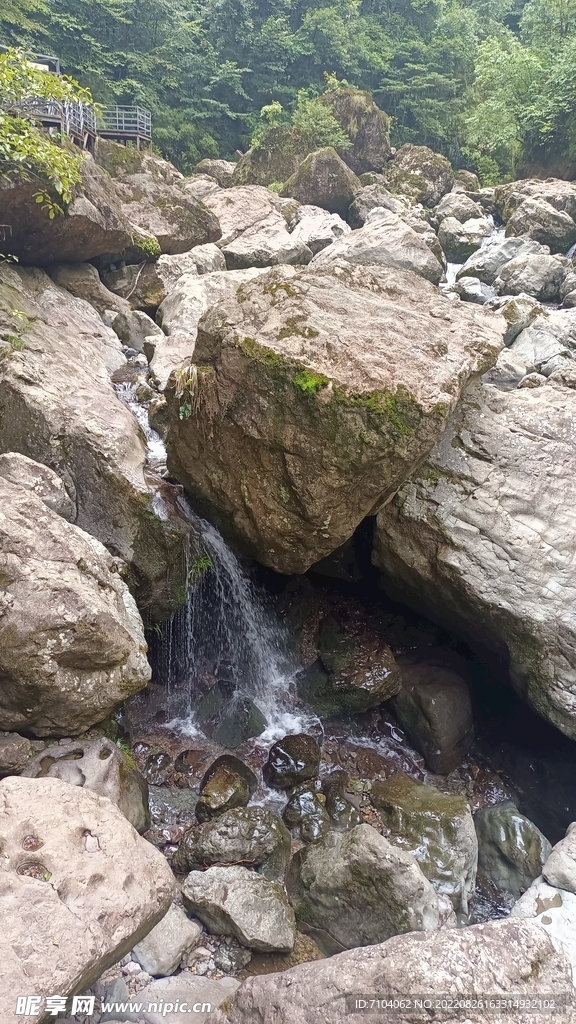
1;0;575;181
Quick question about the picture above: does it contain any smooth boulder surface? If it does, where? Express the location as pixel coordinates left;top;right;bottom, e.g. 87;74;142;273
512;878;576;979
544;822;576;893
371;773;478;917
437;215;493;261
279;147;361;217
434;191;484;223
0;475;149;737
195;756;257;822
312;208;444;284
510;309;576;376
0;263;189;618
457;236;549;285
319;87;391;175
347;183;406;226
494;253;567;301
195;158;236;186
50;261;130;316
132;903;201;977
289;204;351;255
286;823;440;952
390;661;474;773
372;378;576;740
22;737;149;831
182;865;296;952
495;178;576;223
201;184;297;247
383;143;454;206
0;451;74;520
165;263;502;573
263;734;321;790
124;975;239;1024
204;919;573;1024
175;806;291;881
0;156;131;265
505;197;576;252
0;776;174;1024
220;215;312;270
476;801;551;899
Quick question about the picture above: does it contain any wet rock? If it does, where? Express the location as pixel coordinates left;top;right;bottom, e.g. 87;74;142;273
457;236;549;285
347;184;406;226
0;451;74;520
505;198;576;253
438;216;493;261
321;770;362;830
483;346;530;389
263;734;321;790
543;822;576;893
288;205;351;255
512;878;576;980
195;756;257;822
372;378;576;741
196;159;236;187
383;144;454;206
0;775;174;1024
0;731;31;776
154;267;266;388
371;772;478;918
177;807;291;880
494;253;566;302
0;475;149;737
143;750;172;786
280;147;361;217
205;919;573;1024
390;661;474;773
132;904;201;976
95;140;221;256
197;688;267;748
183;865;296;952
286;823;440;952
475;801;551;900
312;208;444;284
319;87;391;175
452;276;496;305
23;737;150;832
510;309;576;375
297;615;401;716
0;156;131;265
122;975;239;1024
282;782;331;842
165;263;502;573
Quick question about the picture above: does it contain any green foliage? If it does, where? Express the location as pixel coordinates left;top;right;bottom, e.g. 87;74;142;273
251;93;351;152
293;368;329;394
135;235;161;258
188;555;213;583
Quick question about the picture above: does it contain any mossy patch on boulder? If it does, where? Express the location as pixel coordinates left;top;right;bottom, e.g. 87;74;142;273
280;148;361;217
320;87;391;175
383;144;454;207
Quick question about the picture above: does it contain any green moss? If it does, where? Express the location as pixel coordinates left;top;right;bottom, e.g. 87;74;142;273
116;739;137;770
278;316;320;340
293;369;329;394
240;335;286;368
334;386;421;436
263;281;298;299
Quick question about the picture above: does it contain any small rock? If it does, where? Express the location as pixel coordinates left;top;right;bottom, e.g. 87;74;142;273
132;903;201;977
0;730;32;776
175;806;291;880
195;755;257;822
263;734;321;790
282;782;331;842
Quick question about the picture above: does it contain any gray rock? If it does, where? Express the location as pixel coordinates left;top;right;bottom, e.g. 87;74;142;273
183;173;222;201
221;213;312;270
121;975;240;1024
371;772;478;918
321;770;362;831
176;806;291;881
23;737;150;831
454;169;480;191
0;451;74;519
203;919;573;1024
50;261;130;316
457;236;550;285
0;776;174;1024
0;476;149;737
512;877;576;980
347;184;406;227
0;731;31;776
289;205;351;254
196;159;237;186
382;144;454;206
543;822;576;894
312;208;444;284
452;275;496;305
506;198;576;253
438;215;493;261
498;294;545;345
372;378;576;740
132;904;202;976
195;756;258;823
102;246;227;310
494;253;566;301
510;309;576;373
201;184;297;247
390;661;474;773
495;177;576;223
282;782;331;842
518;372;547;388
110;309;163;352
182;865;296;952
285;823;440;952
434;191;484;223
482;346;530;389
476;801;552;899
279;147;361;217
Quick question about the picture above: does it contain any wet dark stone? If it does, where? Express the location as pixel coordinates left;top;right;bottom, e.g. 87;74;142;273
322;770;362;830
143;751;172;785
196;755;258;823
263;734;321;790
282;782;330;842
197;686;267;748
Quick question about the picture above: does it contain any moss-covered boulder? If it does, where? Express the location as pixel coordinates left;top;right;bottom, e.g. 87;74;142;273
280;148;361;217
476;801;551;900
319;87;391;175
383;144;454;207
165;263;503;573
371;773;478;919
232;127;307;187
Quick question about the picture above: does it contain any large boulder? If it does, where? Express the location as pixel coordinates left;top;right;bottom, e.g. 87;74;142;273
220;216;312;270
319;87;391;175
457;236;550;285
101;245;226;310
279;148;361;217
121;975;239;1024
510;309;576;376
95;140;221;255
434;191;485;224
0;451;74;520
0;776;174;1024
437;215;493;261
182;865;296;952
204;919;573;1024
154;267;267;388
0;473;149;737
201;184;297;247
165;263;503;573
476;801;551;899
495;177;576;223
288;205;351;255
231;127;306;187
0;263;189;618
512;878;576;979
22;738;149;831
494;253;567;301
347;183;407;227
372;377;576;740
311;208;444;284
505;198;576;253
195;158;236;186
390;661;474;773
383;144;454;206
371;773;477;918
50;261;130;316
285;823;440;952
0;156;131;265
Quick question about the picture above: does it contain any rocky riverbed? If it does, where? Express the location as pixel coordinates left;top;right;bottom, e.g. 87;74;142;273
2;87;576;1024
